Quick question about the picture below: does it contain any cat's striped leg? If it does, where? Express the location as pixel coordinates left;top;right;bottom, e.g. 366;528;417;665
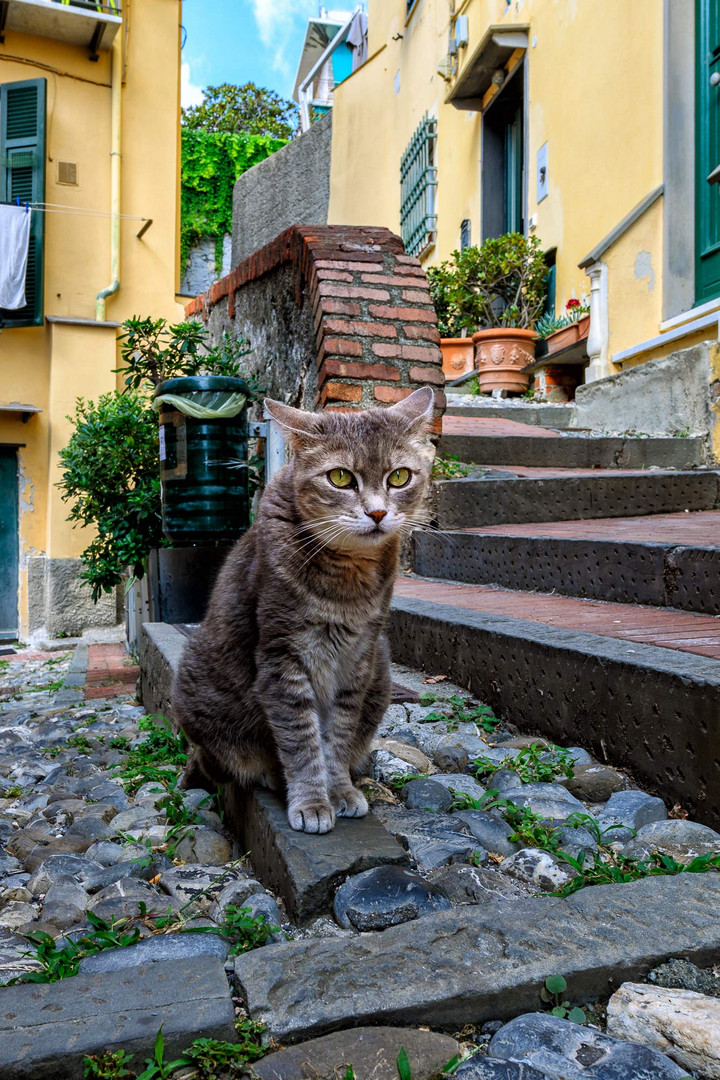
254;664;335;834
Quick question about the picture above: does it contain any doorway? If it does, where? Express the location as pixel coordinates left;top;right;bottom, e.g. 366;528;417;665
0;449;19;641
482;63;525;240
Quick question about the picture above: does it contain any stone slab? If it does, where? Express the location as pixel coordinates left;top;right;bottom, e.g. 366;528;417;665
0;956;235;1080
231;788;409;923
250;1026;459;1080
234;874;720;1041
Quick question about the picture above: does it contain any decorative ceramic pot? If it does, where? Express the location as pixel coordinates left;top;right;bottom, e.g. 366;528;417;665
472;328;535;393
440;337;475;380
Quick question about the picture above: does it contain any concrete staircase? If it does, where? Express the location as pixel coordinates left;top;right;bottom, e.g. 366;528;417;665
390;409;720;827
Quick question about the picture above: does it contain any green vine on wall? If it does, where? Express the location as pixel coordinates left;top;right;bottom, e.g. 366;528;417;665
181;129;286;275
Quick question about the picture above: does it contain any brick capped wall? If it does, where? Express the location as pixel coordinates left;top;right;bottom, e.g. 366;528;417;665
185;225;445;430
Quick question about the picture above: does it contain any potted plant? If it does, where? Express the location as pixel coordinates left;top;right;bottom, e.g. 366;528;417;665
427;264;475;381
536;298;590;356
118;318;261;544
428;234;548;393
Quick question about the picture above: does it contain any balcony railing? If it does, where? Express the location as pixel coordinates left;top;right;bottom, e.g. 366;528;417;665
0;0;122;57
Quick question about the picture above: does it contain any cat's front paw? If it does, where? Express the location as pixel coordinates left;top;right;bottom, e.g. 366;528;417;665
330;785;369;818
287;799;336;834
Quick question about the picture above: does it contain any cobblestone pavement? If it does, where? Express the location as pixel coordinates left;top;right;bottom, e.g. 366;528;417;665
1;646;719;1078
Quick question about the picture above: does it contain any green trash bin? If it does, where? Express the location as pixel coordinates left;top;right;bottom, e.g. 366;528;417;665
153;375;250;543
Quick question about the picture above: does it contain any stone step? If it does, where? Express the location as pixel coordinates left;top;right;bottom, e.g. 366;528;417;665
413;511;720;615
435;470;720;528
233;874;720;1042
223;787;409;923
388;589;720;826
444;401;577;429
440;416;706;469
0;955;235;1080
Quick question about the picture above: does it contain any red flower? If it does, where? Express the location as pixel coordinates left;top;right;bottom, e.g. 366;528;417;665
566;298;580;309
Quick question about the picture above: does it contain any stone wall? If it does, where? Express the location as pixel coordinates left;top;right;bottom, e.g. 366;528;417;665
27;556;119;642
186;225;445;430
180;235;232;298
232;114;332;266
574;343;719;460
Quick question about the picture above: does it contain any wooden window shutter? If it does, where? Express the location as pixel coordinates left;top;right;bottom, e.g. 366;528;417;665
0;78;46;328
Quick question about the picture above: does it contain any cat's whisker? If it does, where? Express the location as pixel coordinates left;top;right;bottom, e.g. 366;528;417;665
296;527;353;572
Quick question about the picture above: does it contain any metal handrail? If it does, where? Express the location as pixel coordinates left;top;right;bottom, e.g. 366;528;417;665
54;0;121;16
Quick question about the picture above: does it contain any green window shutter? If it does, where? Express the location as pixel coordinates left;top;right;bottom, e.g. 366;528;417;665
0;78;46;328
400;115;437;257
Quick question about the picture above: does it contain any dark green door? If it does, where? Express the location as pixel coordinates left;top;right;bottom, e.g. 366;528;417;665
696;0;720;305
0;450;19;641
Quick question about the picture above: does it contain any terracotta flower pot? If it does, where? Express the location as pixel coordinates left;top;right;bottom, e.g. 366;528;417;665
472;328;535;393
440;337;475;380
546;314;591;356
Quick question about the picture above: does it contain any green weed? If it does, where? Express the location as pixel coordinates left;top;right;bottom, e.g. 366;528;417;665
540;975;587;1024
554;849;720;896
83;1050;135;1080
432;454;473;480
26;679;65;694
68;733;94;754
418;692;500;734
112;717;188;796
7;911;142;985
473;742;575;785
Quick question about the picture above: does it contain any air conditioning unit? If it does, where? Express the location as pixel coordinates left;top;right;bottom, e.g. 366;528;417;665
455;15;469;48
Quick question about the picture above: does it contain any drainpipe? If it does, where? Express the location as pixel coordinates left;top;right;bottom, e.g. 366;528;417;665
96;33;122;321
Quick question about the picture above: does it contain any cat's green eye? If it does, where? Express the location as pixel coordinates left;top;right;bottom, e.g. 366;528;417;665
388;468;411;488
328;468;354;488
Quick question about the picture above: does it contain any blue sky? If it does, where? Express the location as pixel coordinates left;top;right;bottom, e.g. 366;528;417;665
181;1;331;107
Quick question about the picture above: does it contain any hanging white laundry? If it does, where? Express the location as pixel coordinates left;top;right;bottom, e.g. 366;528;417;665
0;204;31;310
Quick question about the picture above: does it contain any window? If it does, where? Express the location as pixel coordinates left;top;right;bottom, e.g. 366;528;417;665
460;218;471;250
481;64;524;241
0;78;46;328
400;115;437;257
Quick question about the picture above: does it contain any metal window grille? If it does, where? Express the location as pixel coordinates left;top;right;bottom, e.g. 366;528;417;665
460;218;471;250
400;115;437;257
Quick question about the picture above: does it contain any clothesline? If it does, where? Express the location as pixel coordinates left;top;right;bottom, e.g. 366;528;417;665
0;199;148;222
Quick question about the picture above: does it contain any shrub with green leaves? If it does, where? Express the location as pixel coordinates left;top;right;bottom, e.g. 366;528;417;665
427;234;548;334
57;391;162;600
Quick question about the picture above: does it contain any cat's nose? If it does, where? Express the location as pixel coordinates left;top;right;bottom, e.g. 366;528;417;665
366;509;387;524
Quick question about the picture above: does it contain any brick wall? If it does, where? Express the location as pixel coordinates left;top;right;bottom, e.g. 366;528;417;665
186;225;445;431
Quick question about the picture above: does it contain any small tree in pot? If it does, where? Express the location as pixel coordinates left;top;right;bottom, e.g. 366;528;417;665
428;233;548;393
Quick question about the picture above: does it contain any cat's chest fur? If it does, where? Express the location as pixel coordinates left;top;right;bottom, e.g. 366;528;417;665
299;618;366;720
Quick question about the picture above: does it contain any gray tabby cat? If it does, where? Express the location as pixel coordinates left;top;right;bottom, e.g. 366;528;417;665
173;386;435;834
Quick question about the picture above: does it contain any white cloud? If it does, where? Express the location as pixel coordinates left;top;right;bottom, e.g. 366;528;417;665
251;0;320;79
181;62;205;109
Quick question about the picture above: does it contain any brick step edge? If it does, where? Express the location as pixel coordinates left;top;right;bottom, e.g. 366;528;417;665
389;595;720;826
413;532;720;616
434;471;720;528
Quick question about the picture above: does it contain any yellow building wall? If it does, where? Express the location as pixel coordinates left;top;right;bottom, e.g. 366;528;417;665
0;0;183;639
329;0;665;357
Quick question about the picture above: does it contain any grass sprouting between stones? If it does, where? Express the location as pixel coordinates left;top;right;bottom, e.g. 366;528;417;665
417;692;500;734
473;742;575;785
83;1020;267;1080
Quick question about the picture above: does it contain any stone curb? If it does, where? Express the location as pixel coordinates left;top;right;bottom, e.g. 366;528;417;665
53;643;89;708
0;955;235;1080
227;788;410;923
234;874;720;1042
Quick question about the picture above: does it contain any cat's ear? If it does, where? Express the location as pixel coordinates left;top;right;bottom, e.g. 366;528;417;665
387;386;435;430
264;399;323;448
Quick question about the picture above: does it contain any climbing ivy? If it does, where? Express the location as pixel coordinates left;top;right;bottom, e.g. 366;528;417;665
181;129;286;275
